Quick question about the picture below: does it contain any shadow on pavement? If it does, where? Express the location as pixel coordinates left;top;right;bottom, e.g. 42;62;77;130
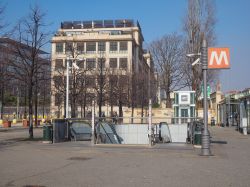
211;140;227;144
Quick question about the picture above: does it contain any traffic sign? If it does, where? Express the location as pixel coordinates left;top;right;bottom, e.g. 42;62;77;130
208;48;230;69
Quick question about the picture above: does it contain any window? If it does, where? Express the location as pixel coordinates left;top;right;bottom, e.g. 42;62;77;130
98;42;106;52
53;75;64;90
190;106;195;118
109;75;118;86
86;58;96;69
110;41;118;52
77;42;84;53
65;43;73;54
181;95;188;102
120;41;128;51
119;58;127;69
98;58;106;69
119;75;128;84
109;58;117;68
86;42;96;53
191;93;195;104
174;93;179;104
55;43;63;53
86;76;96;87
77;60;85;69
55;59;64;70
55;93;63;106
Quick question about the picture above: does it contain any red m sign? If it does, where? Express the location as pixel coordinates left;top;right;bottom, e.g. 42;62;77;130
208;48;230;69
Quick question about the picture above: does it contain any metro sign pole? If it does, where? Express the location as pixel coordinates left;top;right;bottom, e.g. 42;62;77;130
201;39;211;156
201;41;230;156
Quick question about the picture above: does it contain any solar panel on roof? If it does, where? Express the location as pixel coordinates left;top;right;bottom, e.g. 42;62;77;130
93;20;103;28
83;21;92;28
73;21;82;29
115;20;125;28
61;22;73;29
124;20;134;27
104;20;114;28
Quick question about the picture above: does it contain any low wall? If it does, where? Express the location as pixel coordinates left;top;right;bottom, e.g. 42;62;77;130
114;123;187;144
168;124;187;143
115;125;149;144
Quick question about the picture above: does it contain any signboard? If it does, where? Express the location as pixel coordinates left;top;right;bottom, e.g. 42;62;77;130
179;93;190;105
201;85;211;99
208;48;230;69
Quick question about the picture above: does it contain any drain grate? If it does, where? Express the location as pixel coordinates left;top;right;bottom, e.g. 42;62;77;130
68;157;91;161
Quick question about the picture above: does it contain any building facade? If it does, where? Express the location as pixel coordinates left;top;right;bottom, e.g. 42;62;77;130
173;91;196;124
51;19;155;118
218;88;250;134
0;37;50;121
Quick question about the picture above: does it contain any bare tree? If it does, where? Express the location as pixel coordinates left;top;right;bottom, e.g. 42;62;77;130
107;71;118;116
93;53;109;117
9;6;49;138
0;46;9;119
149;33;186;107
183;0;218;103
65;41;86;118
53;41;87;118
117;72;129;118
0;3;8;119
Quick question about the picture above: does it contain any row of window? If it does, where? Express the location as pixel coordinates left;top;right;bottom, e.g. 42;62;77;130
54;58;128;70
53;74;129;91
55;41;128;53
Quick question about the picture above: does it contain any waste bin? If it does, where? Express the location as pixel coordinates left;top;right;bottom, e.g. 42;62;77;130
194;131;202;145
43;125;53;142
193;121;203;145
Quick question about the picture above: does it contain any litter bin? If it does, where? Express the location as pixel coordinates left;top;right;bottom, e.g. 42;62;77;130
193;121;203;145
43;125;53;142
194;131;202;145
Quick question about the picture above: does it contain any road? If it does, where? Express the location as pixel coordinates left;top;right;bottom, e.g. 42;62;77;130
0;126;249;187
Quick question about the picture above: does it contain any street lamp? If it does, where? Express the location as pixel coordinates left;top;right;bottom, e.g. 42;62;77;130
186;53;201;66
187;39;211;156
66;57;80;119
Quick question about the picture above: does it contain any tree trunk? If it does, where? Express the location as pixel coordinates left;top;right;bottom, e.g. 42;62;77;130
0;83;4;119
24;86;27;119
99;93;102;117
83;89;87;118
80;104;83;118
166;91;172;108
42;83;46;118
28;83;33;139
141;104;144;124
119;99;123;117
111;104;113;117
34;78;38;126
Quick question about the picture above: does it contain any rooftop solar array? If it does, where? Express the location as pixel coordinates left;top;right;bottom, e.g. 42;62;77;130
61;19;139;29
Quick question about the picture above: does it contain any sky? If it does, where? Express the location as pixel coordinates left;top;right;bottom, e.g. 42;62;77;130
1;0;250;93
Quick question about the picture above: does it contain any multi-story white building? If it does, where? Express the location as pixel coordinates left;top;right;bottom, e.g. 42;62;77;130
51;19;155;118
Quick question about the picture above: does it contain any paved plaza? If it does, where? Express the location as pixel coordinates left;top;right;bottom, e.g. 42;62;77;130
0;126;250;187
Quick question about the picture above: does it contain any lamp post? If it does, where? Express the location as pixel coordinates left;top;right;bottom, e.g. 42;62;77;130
186;39;211;156
66;57;81;119
201;39;211;156
66;57;69;119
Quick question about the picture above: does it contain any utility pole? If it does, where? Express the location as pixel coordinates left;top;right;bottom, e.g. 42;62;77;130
201;39;211;156
91;100;95;146
66;57;69;119
16;87;20;119
148;99;152;146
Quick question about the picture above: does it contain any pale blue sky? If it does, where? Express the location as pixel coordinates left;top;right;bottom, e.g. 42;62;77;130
2;0;250;92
